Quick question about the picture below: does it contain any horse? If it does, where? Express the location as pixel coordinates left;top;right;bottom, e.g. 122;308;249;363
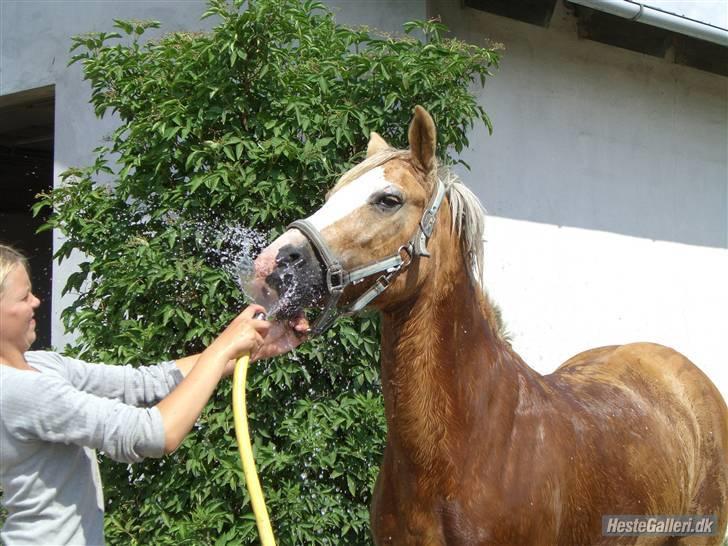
250;106;728;545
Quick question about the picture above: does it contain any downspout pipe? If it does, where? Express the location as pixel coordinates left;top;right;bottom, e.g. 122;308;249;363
568;0;728;47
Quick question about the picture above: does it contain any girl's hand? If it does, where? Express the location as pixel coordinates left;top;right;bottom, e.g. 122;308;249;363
252;312;309;361
221;312;309;377
207;305;270;365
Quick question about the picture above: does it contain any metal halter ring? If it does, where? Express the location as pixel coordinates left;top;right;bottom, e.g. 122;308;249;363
397;245;413;270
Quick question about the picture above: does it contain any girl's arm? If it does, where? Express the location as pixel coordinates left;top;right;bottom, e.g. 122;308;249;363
5;307;305;462
50;307;307;405
156;305;268;453
174;354;200;377
53;356;182;406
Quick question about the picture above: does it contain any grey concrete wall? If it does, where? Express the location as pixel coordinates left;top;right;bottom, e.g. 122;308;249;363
430;0;727;249
2;0;213;345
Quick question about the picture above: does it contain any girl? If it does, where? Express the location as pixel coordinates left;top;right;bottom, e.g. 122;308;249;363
0;244;307;545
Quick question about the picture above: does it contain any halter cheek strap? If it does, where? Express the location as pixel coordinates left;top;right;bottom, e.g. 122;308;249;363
288;179;447;336
413;179;446;257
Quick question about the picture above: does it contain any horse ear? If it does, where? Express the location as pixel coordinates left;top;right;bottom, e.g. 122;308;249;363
367;132;390;157
408;105;437;173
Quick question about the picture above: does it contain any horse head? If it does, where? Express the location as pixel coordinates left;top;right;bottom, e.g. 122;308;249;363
251;106;484;334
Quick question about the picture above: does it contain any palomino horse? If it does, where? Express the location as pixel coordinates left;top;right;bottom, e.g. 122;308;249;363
251;106;728;545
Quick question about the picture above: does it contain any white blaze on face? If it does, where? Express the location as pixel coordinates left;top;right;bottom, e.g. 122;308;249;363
307;166;390;230
254;166;391;280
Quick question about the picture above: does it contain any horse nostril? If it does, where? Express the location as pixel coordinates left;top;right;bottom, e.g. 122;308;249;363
277;253;301;265
276;245;306;268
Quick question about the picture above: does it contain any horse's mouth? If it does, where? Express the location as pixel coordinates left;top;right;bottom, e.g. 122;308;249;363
249;270;325;320
251;230;327;320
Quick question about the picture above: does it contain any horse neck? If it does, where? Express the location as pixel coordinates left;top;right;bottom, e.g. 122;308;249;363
379;234;542;488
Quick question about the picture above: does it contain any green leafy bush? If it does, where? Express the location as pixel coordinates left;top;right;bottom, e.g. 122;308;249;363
37;0;498;543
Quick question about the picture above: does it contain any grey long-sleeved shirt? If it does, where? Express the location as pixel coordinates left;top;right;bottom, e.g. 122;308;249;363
0;351;184;545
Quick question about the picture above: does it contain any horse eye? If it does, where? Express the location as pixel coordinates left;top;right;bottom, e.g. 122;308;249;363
374;193;403;210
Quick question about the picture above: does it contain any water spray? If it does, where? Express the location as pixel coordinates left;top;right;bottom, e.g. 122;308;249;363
232;309;276;546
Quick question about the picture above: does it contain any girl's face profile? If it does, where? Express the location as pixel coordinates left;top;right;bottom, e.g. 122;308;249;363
0;265;41;355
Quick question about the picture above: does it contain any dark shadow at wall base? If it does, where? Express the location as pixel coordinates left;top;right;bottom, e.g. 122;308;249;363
0;86;55;349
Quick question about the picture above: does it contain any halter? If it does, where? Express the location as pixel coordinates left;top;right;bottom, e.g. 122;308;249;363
288;178;447;336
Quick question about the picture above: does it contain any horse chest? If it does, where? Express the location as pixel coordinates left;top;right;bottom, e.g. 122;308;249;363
371;500;480;546
371;474;554;546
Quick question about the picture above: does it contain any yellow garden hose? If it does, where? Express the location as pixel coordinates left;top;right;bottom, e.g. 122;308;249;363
233;353;277;546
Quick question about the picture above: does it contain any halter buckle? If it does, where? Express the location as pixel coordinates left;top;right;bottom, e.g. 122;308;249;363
327;263;346;293
420;209;437;237
376;274;392;290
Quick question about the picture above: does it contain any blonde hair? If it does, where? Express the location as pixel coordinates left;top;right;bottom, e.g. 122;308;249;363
0;244;29;296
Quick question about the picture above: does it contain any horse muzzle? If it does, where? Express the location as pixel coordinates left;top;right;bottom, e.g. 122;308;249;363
251;229;326;319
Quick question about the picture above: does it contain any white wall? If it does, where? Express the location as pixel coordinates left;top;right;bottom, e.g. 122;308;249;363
430;1;728;400
485;217;728;401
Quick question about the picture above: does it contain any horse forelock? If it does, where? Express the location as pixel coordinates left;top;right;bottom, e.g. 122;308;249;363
328;149;486;293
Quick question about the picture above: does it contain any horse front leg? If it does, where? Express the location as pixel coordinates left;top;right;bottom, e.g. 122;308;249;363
370;466;399;545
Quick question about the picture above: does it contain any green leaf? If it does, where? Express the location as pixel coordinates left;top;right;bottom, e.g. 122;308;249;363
49;1;498;544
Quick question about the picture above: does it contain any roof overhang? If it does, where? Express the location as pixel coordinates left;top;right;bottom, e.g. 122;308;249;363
569;0;728;47
463;0;728;76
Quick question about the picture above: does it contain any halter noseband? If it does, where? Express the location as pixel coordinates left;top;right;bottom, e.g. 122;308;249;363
288;178;447;336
